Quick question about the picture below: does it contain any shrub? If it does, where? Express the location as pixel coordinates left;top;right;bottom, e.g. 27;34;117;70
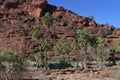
41;12;53;27
0;49;27;79
31;25;42;40
54;37;70;55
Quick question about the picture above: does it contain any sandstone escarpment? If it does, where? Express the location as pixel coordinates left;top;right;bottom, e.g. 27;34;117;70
0;0;119;54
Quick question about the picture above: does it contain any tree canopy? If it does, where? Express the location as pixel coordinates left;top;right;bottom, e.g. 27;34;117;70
54;37;70;55
41;12;53;27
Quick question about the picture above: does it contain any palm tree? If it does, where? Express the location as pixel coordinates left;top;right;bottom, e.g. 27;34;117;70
0;56;5;72
31;25;42;40
89;36;98;55
34;51;44;69
54;37;70;65
93;37;106;69
114;37;120;52
109;37;120;65
41;12;53;27
54;37;70;55
35;37;52;70
71;28;89;69
39;37;52;52
96;53;107;69
96;37;106;54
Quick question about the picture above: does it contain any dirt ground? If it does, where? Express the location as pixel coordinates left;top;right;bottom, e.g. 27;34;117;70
22;68;120;80
22;61;120;80
52;69;120;80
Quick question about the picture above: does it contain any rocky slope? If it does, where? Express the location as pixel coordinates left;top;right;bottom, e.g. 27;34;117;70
0;0;120;54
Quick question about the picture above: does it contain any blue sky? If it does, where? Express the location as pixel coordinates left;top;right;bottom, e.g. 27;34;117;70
48;0;120;28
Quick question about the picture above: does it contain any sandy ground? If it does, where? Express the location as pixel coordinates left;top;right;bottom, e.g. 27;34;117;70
52;69;119;80
22;68;120;80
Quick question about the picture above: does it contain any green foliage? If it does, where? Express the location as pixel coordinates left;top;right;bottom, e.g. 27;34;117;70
96;53;107;62
71;29;89;69
114;37;120;52
71;28;89;51
89;37;106;62
0;57;5;71
0;49;27;72
34;51;45;67
31;25;42;40
41;12;53;27
39;37;52;52
35;37;52;69
12;53;27;72
71;39;81;51
90;37;106;54
89;36;98;48
0;49;14;62
54;37;70;55
96;37;105;48
0;49;27;79
59;55;66;64
36;52;49;69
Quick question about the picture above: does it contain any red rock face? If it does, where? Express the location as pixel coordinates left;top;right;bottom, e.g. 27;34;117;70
0;0;119;54
0;0;47;23
0;25;39;54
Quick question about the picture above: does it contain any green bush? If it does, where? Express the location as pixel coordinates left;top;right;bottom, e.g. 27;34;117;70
31;25;42;40
41;12;53;27
0;49;27;79
54;37;70;55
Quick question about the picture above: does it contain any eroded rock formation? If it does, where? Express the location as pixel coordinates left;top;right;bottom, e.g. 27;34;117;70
0;0;119;54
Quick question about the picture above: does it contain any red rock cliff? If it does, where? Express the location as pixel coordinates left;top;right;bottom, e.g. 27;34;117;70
0;0;119;54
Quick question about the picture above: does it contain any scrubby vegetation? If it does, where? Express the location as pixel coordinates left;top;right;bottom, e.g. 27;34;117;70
41;12;53;27
0;26;120;79
0;49;27;79
0;6;119;79
0;0;119;79
31;25;42;40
